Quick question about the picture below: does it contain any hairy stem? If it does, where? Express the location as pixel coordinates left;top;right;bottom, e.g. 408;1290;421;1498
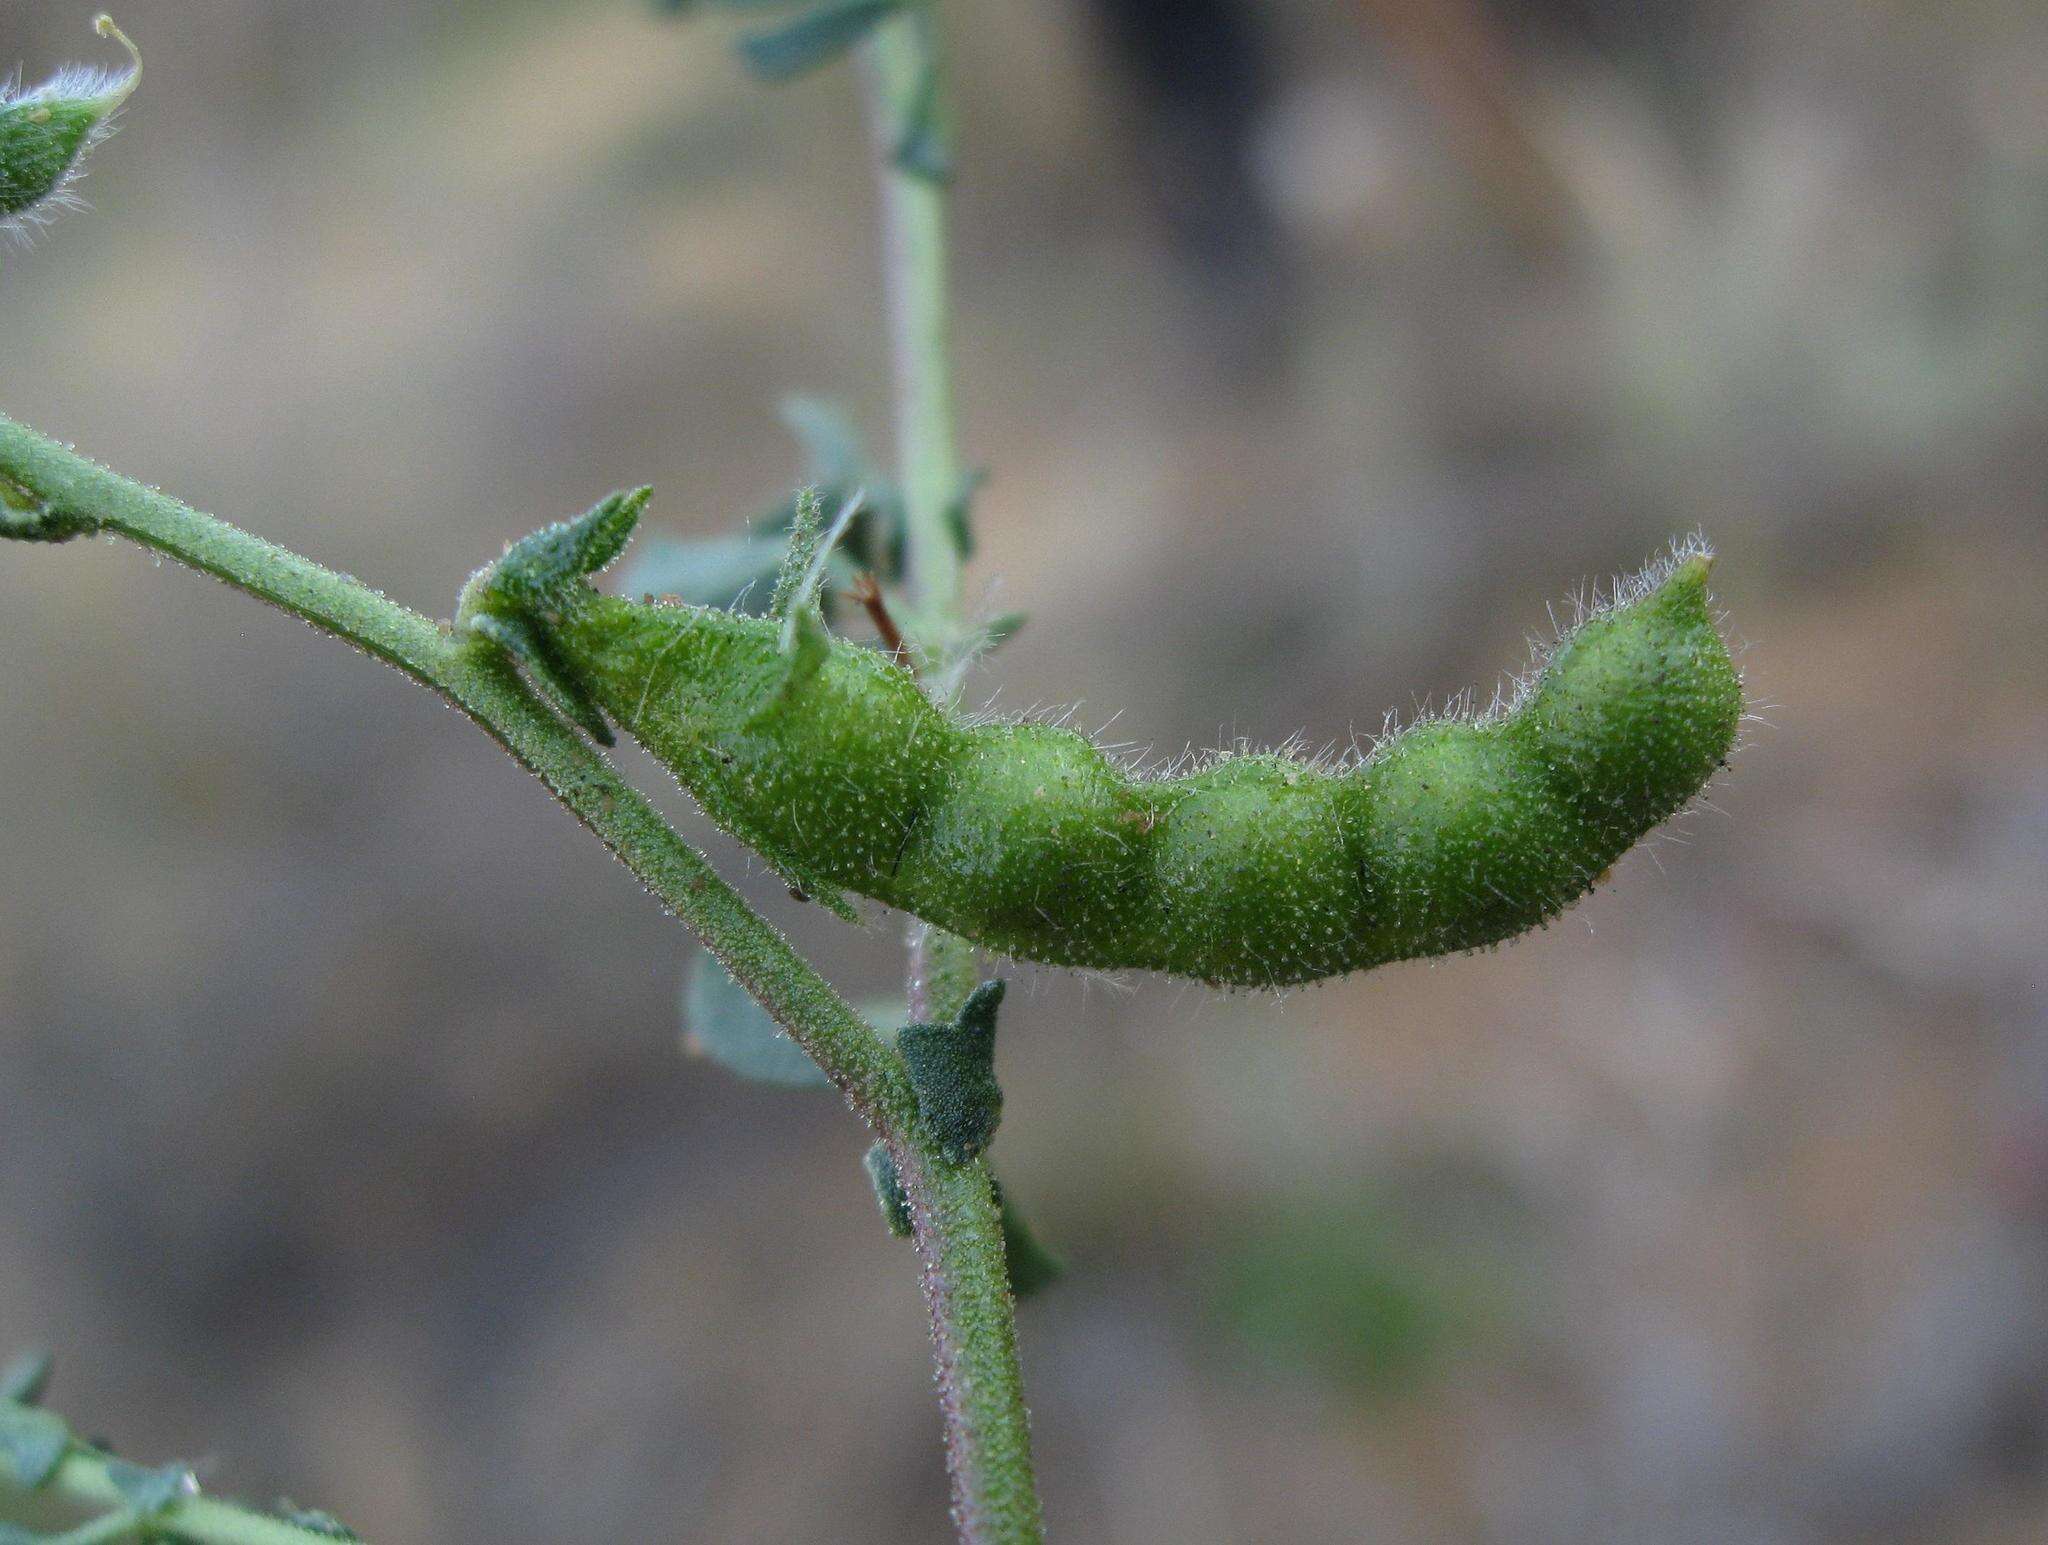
0;413;917;1138
891;1144;1043;1543
865;5;964;633
862;7;1046;1541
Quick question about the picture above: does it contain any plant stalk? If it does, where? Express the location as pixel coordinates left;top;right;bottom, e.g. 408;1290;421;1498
0;1444;332;1545
865;4;964;633
862;7;1047;1541
891;1142;1043;1543
0;414;918;1140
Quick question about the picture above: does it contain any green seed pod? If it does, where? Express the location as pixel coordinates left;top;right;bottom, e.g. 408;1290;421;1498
460;500;1742;988
0;16;139;240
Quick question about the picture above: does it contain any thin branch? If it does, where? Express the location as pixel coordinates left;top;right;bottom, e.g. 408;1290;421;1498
847;570;914;670
860;7;1047;1541
0;1412;342;1545
0;412;918;1138
864;5;964;635
889;1143;1044;1543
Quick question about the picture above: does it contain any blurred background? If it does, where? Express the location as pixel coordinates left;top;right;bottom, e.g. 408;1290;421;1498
2;0;2045;1539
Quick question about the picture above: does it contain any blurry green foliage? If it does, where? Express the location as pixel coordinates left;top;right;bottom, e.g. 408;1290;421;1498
1211;1191;1516;1399
683;951;838;1087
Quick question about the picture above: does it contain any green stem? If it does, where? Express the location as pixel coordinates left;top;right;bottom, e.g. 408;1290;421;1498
890;1144;1043;1543
46;1508;147;1545
0;1448;332;1544
0;412;918;1139
861;8;1046;1542
865;4;963;633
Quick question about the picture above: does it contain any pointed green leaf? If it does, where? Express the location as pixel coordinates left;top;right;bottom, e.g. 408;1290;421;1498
618;534;791;615
993;1177;1064;1298
0;1403;69;1490
0;1352;51;1408
737;1;900;83
105;1456;194;1515
768;487;827;622
486;488;651;609
682;953;833;1088
945;468;985;559
780;396;867;490
773;490;865;655
864;1142;914;1237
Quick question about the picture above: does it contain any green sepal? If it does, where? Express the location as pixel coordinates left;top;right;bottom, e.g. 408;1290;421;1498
738;1;900;83
458;489;656;745
864;1142;914;1237
0;99;100;219
767;487;827;623
770;488;864;644
479;488;650;612
772;599;833;684
0;1403;69;1490
466;613;616;748
899;978;1005;1164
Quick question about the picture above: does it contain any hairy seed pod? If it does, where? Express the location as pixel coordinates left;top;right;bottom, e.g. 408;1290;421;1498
0;17;139;241
459;499;1742;987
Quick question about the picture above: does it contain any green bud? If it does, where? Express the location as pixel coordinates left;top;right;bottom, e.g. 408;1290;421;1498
0;16;140;240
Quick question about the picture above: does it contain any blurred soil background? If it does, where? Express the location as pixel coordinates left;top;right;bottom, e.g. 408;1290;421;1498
1;0;2045;1540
